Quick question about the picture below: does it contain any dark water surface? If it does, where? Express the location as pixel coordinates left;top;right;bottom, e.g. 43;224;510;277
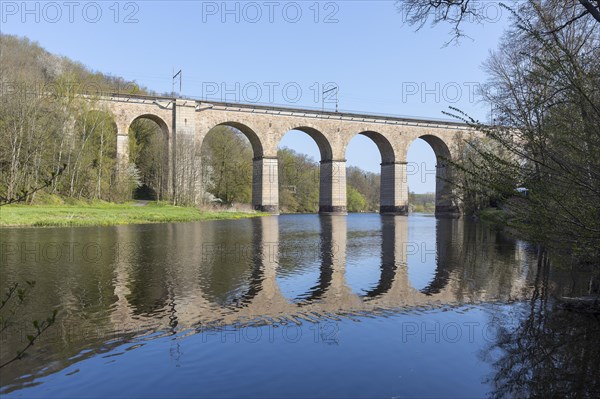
1;214;598;398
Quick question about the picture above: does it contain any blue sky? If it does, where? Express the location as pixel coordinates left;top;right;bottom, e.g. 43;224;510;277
1;1;509;192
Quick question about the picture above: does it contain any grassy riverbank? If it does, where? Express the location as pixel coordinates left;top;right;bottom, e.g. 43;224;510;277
0;202;265;227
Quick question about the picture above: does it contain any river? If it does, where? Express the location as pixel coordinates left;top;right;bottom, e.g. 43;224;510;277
1;214;598;397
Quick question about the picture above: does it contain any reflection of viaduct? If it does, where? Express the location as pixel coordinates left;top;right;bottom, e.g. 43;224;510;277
93;94;476;216
109;216;514;331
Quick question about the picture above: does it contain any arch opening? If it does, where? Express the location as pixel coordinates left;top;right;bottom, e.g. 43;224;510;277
344;131;396;213
128;115;170;201
277;128;333;213
408;135;459;217
200;124;255;206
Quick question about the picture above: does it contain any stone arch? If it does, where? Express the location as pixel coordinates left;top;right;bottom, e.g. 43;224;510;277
411;134;460;217
351;131;396;164
202;121;273;212
128;113;170;139
419;134;451;160
211;121;264;158
70;109;119;198
283;126;334;161
76;108;119;140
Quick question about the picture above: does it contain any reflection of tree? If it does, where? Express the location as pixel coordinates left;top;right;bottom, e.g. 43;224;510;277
485;251;600;398
451;220;523;302
420;218;457;295
126;228;170;315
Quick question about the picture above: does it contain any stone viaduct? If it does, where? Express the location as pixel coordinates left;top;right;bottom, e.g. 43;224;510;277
94;93;476;216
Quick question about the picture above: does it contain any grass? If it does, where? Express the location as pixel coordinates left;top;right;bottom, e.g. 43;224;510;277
0;201;266;227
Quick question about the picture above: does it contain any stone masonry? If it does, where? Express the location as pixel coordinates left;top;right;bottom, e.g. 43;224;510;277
94;94;476;216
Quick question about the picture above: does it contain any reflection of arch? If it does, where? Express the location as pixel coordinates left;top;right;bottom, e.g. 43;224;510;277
193;219;255;307
299;216;335;302
234;216;282;309
283;126;333;161
363;216;399;298
213;122;264;158
234;218;270;306
419;218;455;295
289;215;349;304
123;226;171;315
411;134;460;217
231;259;264;306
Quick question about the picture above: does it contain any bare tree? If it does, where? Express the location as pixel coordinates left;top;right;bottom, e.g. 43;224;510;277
444;0;600;264
396;0;600;44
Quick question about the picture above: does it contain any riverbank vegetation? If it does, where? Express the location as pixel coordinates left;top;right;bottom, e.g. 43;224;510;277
400;1;600;268
0;34;387;214
0;201;264;227
409;192;435;213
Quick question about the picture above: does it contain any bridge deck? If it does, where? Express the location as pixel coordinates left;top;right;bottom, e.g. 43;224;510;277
106;92;471;129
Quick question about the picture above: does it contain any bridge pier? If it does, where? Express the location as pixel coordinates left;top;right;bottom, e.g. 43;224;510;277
319;159;347;215
116;134;129;166
434;160;461;218
379;162;409;215
252;156;279;214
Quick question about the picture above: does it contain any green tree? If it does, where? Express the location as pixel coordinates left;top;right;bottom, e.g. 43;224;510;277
278;148;320;212
347;185;368;212
413;1;600;264
202;126;253;204
346;166;380;211
129;119;167;200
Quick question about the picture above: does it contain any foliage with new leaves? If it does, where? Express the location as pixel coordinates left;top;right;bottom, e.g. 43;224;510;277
347;186;368;212
201;126;253;205
429;1;600;265
1;35;386;210
277;148;321;212
0;278;58;369
0;35;150;204
200;130;383;213
129;119;168;200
